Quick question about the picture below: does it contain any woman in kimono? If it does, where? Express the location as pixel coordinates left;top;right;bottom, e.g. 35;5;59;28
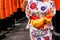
25;0;56;40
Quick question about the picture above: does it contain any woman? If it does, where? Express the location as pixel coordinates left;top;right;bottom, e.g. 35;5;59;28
26;0;56;40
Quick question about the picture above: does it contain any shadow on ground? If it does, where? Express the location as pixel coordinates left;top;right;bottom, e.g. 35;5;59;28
2;18;30;40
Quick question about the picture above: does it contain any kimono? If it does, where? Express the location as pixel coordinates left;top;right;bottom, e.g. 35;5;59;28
25;0;56;40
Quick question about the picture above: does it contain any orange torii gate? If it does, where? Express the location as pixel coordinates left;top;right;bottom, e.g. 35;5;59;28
0;0;27;19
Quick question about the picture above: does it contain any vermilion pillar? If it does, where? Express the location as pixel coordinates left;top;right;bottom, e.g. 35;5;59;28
0;0;26;19
54;0;60;10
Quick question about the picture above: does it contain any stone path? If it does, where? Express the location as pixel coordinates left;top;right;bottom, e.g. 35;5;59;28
2;19;30;40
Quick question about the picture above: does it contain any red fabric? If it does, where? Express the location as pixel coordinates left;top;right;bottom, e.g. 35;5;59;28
30;16;39;20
